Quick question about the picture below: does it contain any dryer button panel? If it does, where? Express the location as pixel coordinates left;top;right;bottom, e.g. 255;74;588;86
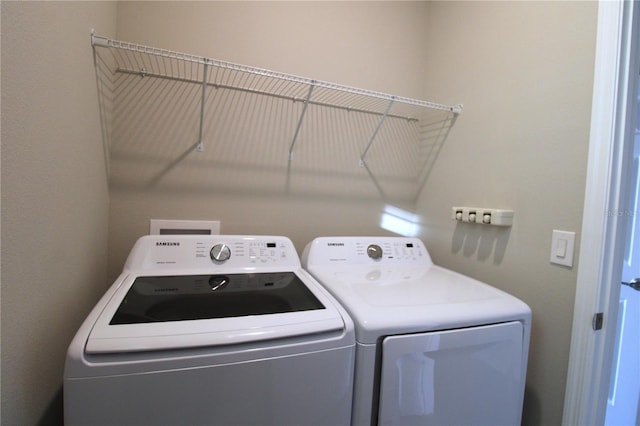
356;241;424;262
304;237;432;265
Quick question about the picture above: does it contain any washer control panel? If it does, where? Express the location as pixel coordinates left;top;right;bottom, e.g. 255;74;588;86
124;235;299;271
303;237;432;266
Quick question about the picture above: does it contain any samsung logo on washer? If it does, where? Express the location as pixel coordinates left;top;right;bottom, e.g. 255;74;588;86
327;243;344;247
156;242;180;246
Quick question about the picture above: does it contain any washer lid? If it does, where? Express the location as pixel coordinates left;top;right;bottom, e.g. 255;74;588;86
86;271;345;353
306;264;531;344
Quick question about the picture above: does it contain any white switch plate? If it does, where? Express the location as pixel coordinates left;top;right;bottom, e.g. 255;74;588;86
550;230;575;267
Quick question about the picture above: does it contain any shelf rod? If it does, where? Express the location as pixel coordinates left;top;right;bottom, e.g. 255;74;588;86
360;97;395;166
196;60;210;152
288;82;315;161
115;67;421;122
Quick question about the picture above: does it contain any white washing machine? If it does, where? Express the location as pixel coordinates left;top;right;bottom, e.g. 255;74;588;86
302;236;531;426
64;235;355;426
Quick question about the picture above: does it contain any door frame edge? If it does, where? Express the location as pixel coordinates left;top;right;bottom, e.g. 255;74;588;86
563;1;640;424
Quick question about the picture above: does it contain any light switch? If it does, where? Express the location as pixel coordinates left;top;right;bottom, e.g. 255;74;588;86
550;230;575;267
555;238;568;258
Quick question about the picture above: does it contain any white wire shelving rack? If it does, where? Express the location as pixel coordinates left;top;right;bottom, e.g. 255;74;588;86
91;32;461;169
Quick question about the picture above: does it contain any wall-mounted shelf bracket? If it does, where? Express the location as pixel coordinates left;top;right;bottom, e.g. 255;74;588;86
197;60;210;152
91;31;110;48
359;97;395;167
288;82;315;161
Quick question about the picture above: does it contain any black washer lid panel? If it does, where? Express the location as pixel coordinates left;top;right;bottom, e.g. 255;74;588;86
110;272;325;325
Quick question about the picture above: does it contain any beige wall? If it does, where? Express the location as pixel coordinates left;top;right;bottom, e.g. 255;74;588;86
107;1;434;280
111;2;598;425
418;2;597;424
0;1;598;425
107;3;598;426
1;1;116;425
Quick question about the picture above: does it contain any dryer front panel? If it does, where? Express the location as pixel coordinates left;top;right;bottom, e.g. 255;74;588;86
378;321;525;426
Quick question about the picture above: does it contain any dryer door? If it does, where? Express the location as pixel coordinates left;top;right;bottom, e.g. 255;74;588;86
378;321;525;426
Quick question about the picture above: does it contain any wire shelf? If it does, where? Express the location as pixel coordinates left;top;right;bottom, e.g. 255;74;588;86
92;33;461;202
92;33;461;161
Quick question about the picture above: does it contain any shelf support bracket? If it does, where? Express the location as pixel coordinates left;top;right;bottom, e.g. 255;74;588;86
91;30;110;48
197;60;210;152
288;81;316;161
360;97;395;166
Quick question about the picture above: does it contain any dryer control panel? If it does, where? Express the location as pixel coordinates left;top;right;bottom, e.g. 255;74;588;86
124;235;300;272
303;237;433;266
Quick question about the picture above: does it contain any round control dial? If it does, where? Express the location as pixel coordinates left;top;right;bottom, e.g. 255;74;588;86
367;244;383;260
210;243;231;262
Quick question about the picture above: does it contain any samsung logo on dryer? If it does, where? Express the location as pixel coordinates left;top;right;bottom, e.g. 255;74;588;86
156;242;180;246
327;243;345;246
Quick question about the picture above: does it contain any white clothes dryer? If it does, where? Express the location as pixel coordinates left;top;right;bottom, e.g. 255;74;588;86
64;235;355;426
302;236;531;426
